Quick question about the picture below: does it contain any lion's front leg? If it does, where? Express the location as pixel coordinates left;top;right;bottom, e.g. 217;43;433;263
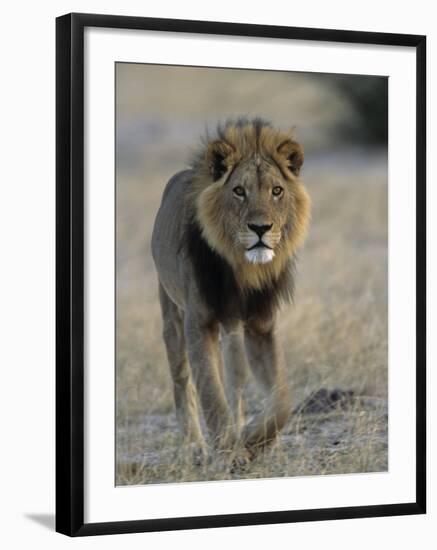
158;284;206;455
242;317;291;456
184;314;237;450
220;321;248;435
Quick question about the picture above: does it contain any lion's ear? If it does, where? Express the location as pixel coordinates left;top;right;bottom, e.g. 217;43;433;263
206;140;234;181
277;139;304;176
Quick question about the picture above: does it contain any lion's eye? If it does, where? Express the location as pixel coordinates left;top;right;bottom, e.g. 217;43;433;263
272;186;283;197
233;186;246;197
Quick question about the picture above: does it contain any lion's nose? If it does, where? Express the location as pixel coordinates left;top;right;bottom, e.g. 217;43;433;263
247;223;273;238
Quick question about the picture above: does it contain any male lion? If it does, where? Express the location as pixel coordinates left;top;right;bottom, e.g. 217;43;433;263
151;118;310;462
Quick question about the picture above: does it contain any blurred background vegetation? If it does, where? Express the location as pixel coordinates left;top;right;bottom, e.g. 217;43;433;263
330;74;388;144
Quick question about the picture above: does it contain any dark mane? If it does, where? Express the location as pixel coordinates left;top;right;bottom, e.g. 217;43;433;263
185;221;295;323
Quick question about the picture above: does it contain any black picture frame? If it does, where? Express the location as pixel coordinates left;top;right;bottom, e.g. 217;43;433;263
56;12;426;537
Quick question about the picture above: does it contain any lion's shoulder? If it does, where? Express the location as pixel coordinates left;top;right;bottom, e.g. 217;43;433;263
161;169;193;202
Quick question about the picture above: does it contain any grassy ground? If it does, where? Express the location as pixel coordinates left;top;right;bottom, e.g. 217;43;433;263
115;64;388;486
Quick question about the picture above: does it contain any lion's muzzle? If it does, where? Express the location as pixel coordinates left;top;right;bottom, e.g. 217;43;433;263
238;224;281;264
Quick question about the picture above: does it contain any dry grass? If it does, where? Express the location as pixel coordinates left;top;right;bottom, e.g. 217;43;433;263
117;399;387;485
115;64;388;486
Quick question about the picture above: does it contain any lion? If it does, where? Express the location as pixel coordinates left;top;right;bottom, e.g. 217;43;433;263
151;117;310;462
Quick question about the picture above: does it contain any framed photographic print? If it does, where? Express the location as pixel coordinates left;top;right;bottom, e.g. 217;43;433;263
56;12;426;536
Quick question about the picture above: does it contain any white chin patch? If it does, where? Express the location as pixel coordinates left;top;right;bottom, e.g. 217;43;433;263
245;248;275;264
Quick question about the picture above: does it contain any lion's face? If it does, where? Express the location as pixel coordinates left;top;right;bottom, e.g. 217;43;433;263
217;158;298;265
191;120;311;289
